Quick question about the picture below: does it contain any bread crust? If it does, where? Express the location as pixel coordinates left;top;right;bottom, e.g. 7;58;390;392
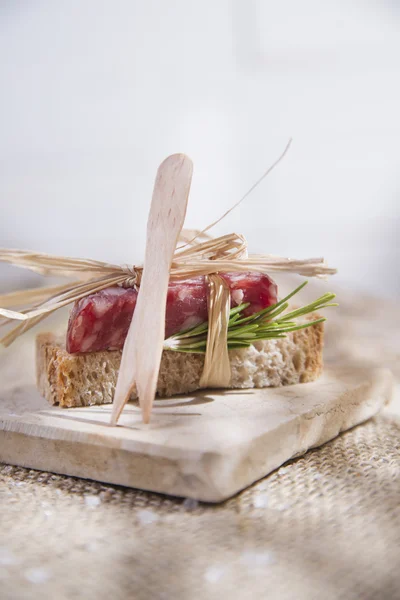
36;317;324;408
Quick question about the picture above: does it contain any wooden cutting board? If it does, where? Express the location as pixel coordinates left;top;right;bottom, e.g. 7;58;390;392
0;347;393;501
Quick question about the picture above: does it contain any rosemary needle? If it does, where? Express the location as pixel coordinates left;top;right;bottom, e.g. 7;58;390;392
163;281;337;353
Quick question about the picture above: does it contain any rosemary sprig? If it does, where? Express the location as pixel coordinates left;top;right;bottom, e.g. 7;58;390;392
163;281;337;353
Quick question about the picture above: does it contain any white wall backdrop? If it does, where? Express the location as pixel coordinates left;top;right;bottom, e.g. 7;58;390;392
1;0;399;296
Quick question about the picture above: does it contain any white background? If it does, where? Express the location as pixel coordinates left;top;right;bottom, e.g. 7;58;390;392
1;1;399;296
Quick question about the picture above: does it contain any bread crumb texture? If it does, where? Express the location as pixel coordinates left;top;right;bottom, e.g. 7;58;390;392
36;317;324;408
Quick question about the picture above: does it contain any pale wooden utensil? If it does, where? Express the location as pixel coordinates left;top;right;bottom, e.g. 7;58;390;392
110;154;193;425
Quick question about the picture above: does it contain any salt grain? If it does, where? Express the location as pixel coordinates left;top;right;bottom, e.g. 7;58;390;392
84;541;100;552
252;494;269;508
137;509;159;525
204;566;225;583
24;568;51;584
84;495;101;509
0;547;18;566
240;550;275;568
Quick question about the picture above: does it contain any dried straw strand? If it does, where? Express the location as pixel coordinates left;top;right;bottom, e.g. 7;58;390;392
0;230;336;347
199;274;231;389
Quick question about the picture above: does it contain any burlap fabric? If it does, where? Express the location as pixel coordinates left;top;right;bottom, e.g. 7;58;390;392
1;414;399;600
1;281;399;599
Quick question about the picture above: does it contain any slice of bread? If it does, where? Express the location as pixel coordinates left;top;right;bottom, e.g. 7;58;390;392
36;315;324;408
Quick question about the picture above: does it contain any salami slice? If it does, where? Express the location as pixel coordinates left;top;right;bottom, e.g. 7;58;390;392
66;272;277;354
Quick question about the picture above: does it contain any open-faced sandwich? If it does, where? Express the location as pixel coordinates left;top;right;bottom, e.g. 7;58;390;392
0;150;337;424
36;275;331;408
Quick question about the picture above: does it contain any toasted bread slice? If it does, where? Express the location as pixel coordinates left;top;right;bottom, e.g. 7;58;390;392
36;315;324;408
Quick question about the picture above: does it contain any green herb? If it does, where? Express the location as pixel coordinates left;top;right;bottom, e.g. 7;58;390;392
163;281;337;353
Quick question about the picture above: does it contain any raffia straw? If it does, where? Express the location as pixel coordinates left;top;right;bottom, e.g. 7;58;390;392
199;274;231;389
0;283;74;309
0;273;129;346
178;229;212;245
0;146;338;414
0;249;123;276
0;314;51;347
0;230;336;347
178;139;292;249
0;141;336;356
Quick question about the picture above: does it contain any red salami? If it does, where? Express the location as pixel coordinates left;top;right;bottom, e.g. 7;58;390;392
66;272;277;354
